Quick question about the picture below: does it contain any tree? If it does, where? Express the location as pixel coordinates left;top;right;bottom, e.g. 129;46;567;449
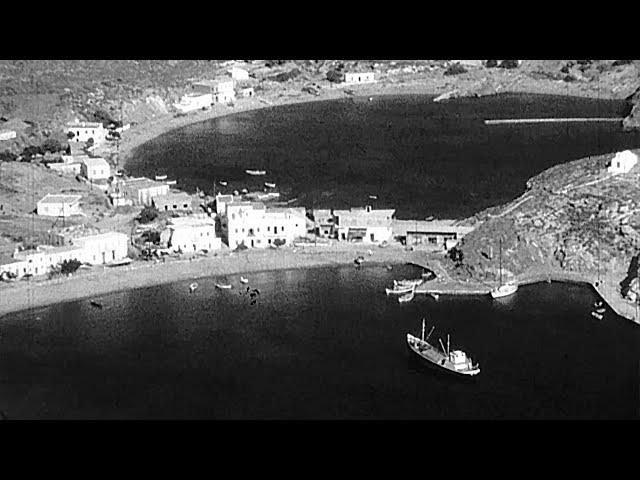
326;69;344;83
448;246;464;266
137;205;159;224
42;138;63;153
485;60;498;68
444;64;467;76
273;238;286;247
498;60;520;69
86;137;94;147
0;151;17;162
67;131;75;140
60;259;82;275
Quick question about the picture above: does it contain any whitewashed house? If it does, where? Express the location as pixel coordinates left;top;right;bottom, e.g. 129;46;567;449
192;79;236;104
173;93;213;113
226;202;307;248
0;129;17;141
120;177;170;206
66;121;107;144
344;72;376;85
152;192;194;212
333;206;395;243
228;67;249;81
72;232;129;265
37;194;82;217
608;150;638;175
81;157;110;181
49;162;82;175
163;217;221;253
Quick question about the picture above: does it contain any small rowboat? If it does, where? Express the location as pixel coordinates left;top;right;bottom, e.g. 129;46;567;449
216;283;232;290
240;276;249;284
394;279;423;288
155;174;167;181
90;300;103;309
398;288;415;303
241;188;249;194
369;195;378;200
386;285;414;296
265;182;276;188
219;181;228;186
189;282;198;293
165;180;177;185
591;311;604;320
246;169;266;176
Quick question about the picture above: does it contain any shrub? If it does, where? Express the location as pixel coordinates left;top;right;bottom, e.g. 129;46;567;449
498;60;520;69
234;242;248;252
42;138;63;153
448;246;464;266
67;131;75;140
485;60;498;68
60;258;82;275
273;238;286;247
0;151;17;162
612;59;633;67
137;205;159;224
444;64;467;76
326;69;344;83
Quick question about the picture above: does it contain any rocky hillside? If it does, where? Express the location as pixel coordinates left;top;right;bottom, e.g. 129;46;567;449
447;151;640;289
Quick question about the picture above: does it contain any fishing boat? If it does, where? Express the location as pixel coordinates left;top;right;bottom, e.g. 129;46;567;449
216;283;232;290
490;238;518;299
189;282;198;293
219;181;228;186
233;190;239;196
394;279;423;288
406;319;480;377
246;169;266;176
240;276;249;284
398;286;416;303
265;182;276;188
591;311;604;320
386;265;393;271
155;174;167;181
369;195;378;200
89;300;103;309
386;284;415;296
165;180;177;185
430;293;440;301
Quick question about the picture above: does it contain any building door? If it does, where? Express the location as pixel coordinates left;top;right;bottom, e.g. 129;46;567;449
112;250;116;260
370;233;375;242
102;251;106;264
251;239;254;247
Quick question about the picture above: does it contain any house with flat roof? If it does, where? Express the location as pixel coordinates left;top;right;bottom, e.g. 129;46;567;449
333;206;394;243
192;79;235;104
226;202;306;248
607;150;638;175
81;157;110;181
71;231;129;265
120;177;170;206
174;93;213;113
228;67;249;81
312;209;337;238
392;219;475;251
163;217;221;253
152;192;194;213
66;120;107;144
49;162;82;176
0;129;17;141
344;72;376;85
36;194;82;217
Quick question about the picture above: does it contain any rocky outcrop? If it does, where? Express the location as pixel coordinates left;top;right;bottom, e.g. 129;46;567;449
448;151;640;290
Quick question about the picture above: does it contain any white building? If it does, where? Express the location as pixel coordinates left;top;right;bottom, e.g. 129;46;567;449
164;217;221;253
72;231;129;265
152;192;194;212
215;193;243;215
120;177;170;206
240;87;255;98
0;129;17;141
226;202;307;248
344;72;376;85
66;121;107;144
192;79;236;104
228;67;249;81
333;206;395;243
391;219;475;251
81;157;110;181
174;93;213;113
48;162;82;176
37;194;83;217
608;150;638;175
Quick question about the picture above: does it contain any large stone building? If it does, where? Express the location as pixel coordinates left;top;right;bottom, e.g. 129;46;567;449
174;93;213;113
81;157;110;181
66;121;107;144
608;150;638;175
119;177;170;206
192;79;235;104
153;192;194;213
226;202;307;248
162;217;221;253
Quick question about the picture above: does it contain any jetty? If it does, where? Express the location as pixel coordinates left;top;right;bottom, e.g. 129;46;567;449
484;117;623;125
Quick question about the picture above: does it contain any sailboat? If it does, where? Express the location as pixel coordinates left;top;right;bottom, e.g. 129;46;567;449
398;285;416;303
406;319;480;376
490;238;518;299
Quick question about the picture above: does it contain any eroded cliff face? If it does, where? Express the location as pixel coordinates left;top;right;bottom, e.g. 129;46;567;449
448;151;640;285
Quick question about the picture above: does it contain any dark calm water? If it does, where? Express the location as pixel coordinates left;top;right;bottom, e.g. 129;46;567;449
1;93;640;419
128;92;640;218
0;264;637;419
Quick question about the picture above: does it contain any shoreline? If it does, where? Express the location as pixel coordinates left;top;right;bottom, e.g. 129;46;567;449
118;76;635;166
0;244;428;318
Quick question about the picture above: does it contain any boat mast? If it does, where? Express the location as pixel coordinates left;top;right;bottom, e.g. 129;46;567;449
499;238;503;287
447;334;450;357
426;325;435;341
421;318;426;341
439;338;447;356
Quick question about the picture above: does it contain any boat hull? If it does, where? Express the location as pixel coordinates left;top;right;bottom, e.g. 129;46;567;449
406;334;480;377
490;284;518;299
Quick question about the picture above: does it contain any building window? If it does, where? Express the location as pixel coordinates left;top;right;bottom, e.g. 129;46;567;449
268;239;271;244
232;213;235;220
428;237;438;244
235;229;238;233
267;226;270;232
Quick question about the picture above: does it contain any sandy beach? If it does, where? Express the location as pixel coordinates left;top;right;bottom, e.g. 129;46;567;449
0;243;432;317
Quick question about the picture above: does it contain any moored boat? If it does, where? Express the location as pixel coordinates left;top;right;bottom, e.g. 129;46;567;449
219;181;228;186
155;174;167;181
105;258;132;267
165;180;177;185
240;276;249;284
246;169;267;176
89;300;103;309
406;319;480;377
490;238;518;299
398;288;415;303
189;282;198;293
216;283;232;290
386;285;414;296
394;278;423;288
265;182;276;188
